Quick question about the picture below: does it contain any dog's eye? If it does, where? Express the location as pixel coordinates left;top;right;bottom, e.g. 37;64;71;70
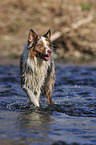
36;43;43;47
39;43;43;46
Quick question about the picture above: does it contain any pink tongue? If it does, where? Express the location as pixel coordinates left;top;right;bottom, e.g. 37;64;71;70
45;56;50;60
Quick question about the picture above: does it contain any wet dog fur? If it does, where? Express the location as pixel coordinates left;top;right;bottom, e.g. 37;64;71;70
20;29;55;107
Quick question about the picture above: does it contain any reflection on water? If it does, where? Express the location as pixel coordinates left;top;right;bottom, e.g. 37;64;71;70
0;60;96;145
0;111;53;145
0;110;96;145
17;111;53;144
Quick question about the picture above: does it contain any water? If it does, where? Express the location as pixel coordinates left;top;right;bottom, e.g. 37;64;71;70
0;60;96;145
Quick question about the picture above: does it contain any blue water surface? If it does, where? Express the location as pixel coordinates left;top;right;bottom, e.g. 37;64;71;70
0;60;96;145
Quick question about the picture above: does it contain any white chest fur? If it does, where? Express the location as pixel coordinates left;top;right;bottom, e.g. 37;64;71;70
26;56;50;93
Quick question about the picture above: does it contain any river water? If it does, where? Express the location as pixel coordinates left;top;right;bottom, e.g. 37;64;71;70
0;59;96;145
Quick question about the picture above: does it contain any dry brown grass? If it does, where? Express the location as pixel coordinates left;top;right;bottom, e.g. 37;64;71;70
0;0;96;60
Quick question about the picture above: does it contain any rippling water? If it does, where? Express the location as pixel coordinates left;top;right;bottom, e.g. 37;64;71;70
0;60;96;145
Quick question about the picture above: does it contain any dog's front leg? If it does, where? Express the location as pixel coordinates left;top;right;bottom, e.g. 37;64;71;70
44;61;55;104
22;85;40;107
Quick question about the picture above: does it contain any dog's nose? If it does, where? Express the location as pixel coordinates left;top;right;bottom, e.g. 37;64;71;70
47;49;52;54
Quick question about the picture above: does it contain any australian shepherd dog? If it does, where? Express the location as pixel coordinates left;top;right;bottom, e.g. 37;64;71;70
20;29;55;107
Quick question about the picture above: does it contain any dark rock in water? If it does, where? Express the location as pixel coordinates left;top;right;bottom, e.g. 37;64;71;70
52;141;68;145
52;141;81;145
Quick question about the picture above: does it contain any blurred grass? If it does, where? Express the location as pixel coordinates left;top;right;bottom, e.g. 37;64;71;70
81;3;91;11
0;0;96;60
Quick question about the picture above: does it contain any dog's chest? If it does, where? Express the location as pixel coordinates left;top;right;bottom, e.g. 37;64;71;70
34;59;49;80
26;57;50;90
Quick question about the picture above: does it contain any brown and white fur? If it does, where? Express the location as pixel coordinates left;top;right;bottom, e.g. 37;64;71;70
20;29;55;107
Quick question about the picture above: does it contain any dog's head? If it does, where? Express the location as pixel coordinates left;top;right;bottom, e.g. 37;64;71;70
27;29;52;61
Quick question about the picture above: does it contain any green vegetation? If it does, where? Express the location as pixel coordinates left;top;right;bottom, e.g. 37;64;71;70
81;3;91;11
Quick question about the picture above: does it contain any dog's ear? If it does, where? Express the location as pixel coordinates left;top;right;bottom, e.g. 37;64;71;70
28;29;38;49
44;29;51;40
28;29;38;42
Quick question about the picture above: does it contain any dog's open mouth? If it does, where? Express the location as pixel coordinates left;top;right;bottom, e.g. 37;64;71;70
39;52;50;61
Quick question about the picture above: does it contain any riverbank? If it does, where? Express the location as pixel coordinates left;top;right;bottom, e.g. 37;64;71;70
0;0;96;61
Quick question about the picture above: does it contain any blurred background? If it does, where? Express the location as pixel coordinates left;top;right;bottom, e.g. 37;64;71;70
0;0;96;62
